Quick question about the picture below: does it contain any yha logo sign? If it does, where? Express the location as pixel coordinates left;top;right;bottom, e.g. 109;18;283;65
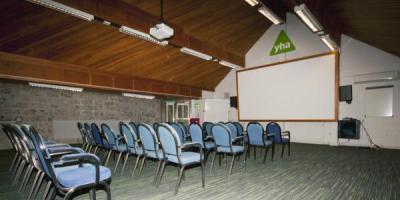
269;30;296;56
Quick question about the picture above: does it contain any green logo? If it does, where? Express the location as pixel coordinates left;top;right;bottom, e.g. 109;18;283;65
269;30;296;56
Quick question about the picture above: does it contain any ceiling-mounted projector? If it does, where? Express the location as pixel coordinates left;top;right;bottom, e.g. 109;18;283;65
150;23;174;40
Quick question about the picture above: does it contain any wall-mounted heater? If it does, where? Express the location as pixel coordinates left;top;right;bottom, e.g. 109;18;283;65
353;70;398;84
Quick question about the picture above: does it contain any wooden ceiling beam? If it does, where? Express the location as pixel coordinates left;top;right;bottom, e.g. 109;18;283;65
54;0;244;66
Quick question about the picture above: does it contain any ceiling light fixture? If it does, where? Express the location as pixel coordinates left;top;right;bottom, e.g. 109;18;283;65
119;26;168;46
244;0;259;7
320;34;338;51
257;6;283;25
180;47;213;61
294;4;323;32
122;93;155;100
219;60;241;69
29;82;83;92
26;0;94;21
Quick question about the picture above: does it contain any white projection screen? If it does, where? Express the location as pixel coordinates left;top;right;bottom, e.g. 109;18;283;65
237;53;338;121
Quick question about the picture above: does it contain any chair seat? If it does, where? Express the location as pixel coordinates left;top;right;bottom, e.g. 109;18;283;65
128;146;144;155
168;152;201;165
146;150;165;159
204;141;216;150
55;165;111;188
112;144;126;151
276;137;289;144
217;145;244;153
250;140;273;147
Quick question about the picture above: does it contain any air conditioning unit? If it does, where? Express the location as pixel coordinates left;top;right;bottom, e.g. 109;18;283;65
149;23;174;40
353;70;398;84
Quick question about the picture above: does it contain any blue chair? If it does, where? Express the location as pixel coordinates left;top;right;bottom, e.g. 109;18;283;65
77;122;90;152
266;122;291;158
226;122;241;142
202;122;214;137
119;122;144;176
247;122;274;163
157;123;205;194
153;122;161;132
29;126;112;200
90;123;106;154
189;123;215;161
101;123;125;172
170;122;186;144
210;123;246;175
233;122;244;136
137;123;166;184
129;122;138;134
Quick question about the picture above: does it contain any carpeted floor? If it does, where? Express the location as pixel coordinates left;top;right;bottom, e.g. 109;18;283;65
0;143;399;200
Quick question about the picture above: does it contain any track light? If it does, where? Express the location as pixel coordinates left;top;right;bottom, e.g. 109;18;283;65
29;82;83;92
180;47;213;61
26;0;94;21
257;6;283;25
122;93;155;99
320;34;338;51
294;4;323;32
219;60;241;69
244;0;259;7
119;26;168;46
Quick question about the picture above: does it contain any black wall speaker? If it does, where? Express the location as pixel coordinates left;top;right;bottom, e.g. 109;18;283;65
338;118;360;139
339;85;352;104
230;96;237;108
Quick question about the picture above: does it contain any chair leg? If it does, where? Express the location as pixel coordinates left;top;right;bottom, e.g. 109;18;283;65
27;170;41;200
200;161;205;188
139;157;146;176
9;152;18;172
121;153;130;175
153;161;162;185
131;156;141;177
175;166;185;194
93;146;98;154
64;190;75;200
105;183;111;200
288;142;290;156
245;145;250;160
272;143;275;161
253;146;256;160
229;154;236;176
89;188;96;200
32;171;45;200
114;152;123;174
281;143;285;158
209;151;217;174
157;161;167;187
13;160;26;185
12;157;22;175
42;180;52;200
263;146;269;164
105;150;112;166
18;165;33;192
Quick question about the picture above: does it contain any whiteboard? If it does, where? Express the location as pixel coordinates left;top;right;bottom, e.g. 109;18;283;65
237;53;338;121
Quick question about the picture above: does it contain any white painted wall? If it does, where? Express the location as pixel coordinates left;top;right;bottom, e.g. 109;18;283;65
202;13;400;149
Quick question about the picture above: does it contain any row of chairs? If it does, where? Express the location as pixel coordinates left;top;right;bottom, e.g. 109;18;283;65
2;123;112;200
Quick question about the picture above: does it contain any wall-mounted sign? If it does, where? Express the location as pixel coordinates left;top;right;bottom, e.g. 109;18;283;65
269;30;296;56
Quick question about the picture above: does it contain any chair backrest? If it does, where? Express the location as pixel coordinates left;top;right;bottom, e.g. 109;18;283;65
157;123;180;157
90;123;104;146
189;123;204;148
138;123;159;152
247;122;265;145
77;122;87;143
211;123;232;148
233;122;244;136
120;122;138;149
202;122;214;137
129;122;137;133
101;123;117;146
153;122;160;132
266;122;282;143
170;122;185;144
226;122;238;138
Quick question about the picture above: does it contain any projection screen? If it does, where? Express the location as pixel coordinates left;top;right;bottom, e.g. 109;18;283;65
237;53;338;121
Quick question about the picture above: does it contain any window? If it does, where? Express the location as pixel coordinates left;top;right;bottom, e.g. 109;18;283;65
166;101;174;122
364;85;393;117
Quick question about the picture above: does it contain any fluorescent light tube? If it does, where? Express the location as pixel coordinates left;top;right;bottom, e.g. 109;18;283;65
320;35;338;51
244;0;259;7
119;26;168;46
29;82;83;92
294;4;323;32
257;6;283;25
180;47;213;61
122;93;155;100
26;0;94;21
219;60;241;69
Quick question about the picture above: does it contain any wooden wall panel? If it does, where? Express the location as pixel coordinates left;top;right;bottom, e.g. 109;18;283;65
114;75;133;89
64;69;90;84
92;73;113;87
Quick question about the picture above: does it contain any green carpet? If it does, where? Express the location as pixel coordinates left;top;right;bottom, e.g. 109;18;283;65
0;143;399;200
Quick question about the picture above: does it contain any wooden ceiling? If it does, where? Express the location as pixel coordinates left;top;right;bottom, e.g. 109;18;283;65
0;0;399;95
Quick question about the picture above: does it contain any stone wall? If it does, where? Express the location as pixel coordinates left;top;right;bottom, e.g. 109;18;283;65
0;81;163;149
